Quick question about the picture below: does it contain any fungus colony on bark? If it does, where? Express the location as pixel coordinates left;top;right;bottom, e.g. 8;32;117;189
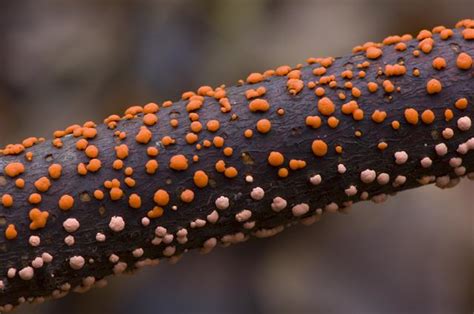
0;19;473;311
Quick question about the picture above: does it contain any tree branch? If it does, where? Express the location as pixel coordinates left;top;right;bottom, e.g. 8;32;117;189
0;19;473;311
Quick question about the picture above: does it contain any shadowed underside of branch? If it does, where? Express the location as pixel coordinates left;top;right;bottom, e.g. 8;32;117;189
0;19;473;311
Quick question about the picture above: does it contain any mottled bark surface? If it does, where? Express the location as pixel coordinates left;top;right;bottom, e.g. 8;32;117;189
0;24;473;310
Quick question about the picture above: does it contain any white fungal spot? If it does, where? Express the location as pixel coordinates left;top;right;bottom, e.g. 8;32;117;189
235;209;252;222
215;196;229;210
292;203;310;217
109;216;125;232
393;175;407;187
250;187;265;200
31;257;44;269
420;157;432;168
69;256;85;270
394;151;408;165
309;174;322;185
19;267;34;280
435;143;448;156
377;173;390;185
457;116;471;131
42;253;53;263
360;169;376;183
345;185;358;196
64;235;75;246
63;218;80;233
109;254;119;263
141;217;150;226
337;164;347;174
163;246;176;257
113;262;127;274
154;226;167;237
29;236;40;247
7;268;16;278
271;197;287;212
207;210;219;223
325;202;339;213
132;248;144;258
442;128;454;139
449;157;462;168
95;233;106;242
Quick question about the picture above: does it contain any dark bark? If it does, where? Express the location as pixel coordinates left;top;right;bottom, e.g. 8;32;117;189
0;25;473;311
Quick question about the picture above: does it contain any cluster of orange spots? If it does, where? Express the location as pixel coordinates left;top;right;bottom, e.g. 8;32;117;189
207;120;220;132
1;144;25;156
147;206;164;219
288;159;307;170
384;64;406;76
287;78;304;95
256;119;272;133
327;116;340;128
367;82;378;93
432;57;447;70
246;72;264;84
382;80;395;93
268;151;284;167
59;195;74;210
377;142;388;151
128;194;142;209
277;168;289;178
169;154;188;171
366;46;383;59
186;96;204;112
93;189;104;200
248;99;270;112
224;167;238;178
4;162;25;177
153;189;169;206
245;86;266;99
456;52;473;70
29;208;49;230
371;110;387;123
462;28;474;40
444;109;454;121
317;97;335;116
311;140;328;157
341;100;358;115
426;79;442;94
193;170;209;188
115;144;129;159
109;187;123;201
28;193;41;205
421;110;435;124
145;160;159;174
1;194;13;207
419;37;434;54
143;113;158;126
212;136;224;148
404;108;419;125
305;116;322;128
85;145;99;158
180;189;194;203
136;126;152;144
34;177;51;192
161;136;176;146
455;98;468;110
5;224;17;240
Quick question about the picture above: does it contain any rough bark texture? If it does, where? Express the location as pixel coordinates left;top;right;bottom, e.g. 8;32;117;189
0;23;473;311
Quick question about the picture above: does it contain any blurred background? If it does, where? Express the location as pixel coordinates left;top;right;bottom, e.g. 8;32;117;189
1;0;473;313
